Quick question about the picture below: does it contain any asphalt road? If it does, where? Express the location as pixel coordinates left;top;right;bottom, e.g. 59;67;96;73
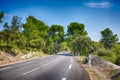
0;52;90;80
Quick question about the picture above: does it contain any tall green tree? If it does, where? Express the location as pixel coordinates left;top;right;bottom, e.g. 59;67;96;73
10;16;22;47
44;37;54;54
0;11;4;23
3;23;10;48
0;11;4;46
47;24;65;53
2;16;22;50
49;24;64;43
100;28;118;49
66;22;88;53
23;15;48;51
11;16;21;32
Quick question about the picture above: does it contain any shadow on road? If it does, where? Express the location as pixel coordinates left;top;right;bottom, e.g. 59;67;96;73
57;53;72;56
0;77;5;80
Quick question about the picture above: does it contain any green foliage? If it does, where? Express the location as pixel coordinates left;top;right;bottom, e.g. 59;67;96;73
23;15;48;51
15;33;27;49
114;44;120;65
10;16;22;47
52;42;62;53
95;28;120;64
66;22;90;56
97;48;107;56
96;47;117;63
1;16;22;51
60;41;69;51
72;36;93;56
3;23;11;49
0;11;4;23
65;35;75;50
115;54;120;66
44;37;54;54
67;22;87;36
49;24;64;43
30;37;45;50
114;44;120;55
100;28;118;49
94;42;120;65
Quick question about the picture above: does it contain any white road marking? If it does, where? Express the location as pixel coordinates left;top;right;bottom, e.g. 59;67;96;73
22;67;39;76
0;67;11;70
22;57;62;76
43;57;61;66
42;62;50;67
61;77;67;80
51;57;61;63
68;64;72;69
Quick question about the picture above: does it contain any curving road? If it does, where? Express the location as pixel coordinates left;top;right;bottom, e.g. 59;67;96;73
0;52;90;80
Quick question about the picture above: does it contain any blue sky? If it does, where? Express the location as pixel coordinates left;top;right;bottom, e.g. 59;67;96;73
0;0;120;41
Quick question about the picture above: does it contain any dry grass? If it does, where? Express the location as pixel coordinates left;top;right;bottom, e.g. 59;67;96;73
82;64;106;80
0;51;49;66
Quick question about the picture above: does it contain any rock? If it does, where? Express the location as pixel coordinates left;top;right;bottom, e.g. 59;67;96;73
91;55;107;68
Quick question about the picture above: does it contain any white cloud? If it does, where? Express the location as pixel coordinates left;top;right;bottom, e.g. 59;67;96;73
84;2;112;8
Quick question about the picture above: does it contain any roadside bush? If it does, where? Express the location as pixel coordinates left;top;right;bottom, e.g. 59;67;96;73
97;48;107;56
60;41;69;51
103;51;116;63
94;47;116;63
115;54;120;66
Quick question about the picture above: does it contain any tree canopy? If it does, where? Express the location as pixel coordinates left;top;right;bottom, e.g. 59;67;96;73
100;28;118;49
23;15;48;50
67;22;87;36
49;24;64;43
0;11;4;23
72;36;93;56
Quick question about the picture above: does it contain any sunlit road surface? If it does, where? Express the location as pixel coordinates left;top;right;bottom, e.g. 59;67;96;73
0;53;90;80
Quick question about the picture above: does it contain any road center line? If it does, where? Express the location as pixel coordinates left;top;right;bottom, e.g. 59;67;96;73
42;62;50;67
61;77;67;80
51;57;61;63
22;67;39;76
0;67;11;70
68;64;72;69
43;57;61;67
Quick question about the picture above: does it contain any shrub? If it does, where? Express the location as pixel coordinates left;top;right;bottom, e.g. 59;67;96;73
97;48;107;56
115;54;120;66
103;51;116;63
